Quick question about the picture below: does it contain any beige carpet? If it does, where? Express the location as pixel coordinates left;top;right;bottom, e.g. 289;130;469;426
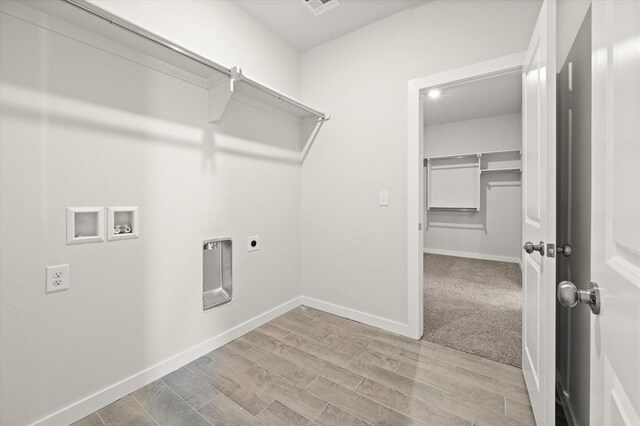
423;253;522;368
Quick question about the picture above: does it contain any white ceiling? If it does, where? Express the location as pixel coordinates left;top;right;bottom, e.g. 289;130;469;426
424;71;522;126
235;0;425;51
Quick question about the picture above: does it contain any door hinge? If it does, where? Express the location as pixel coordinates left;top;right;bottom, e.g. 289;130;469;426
568;91;574;110
418;223;422;231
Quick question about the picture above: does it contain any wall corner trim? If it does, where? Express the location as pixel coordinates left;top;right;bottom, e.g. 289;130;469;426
31;297;302;426
300;296;414;338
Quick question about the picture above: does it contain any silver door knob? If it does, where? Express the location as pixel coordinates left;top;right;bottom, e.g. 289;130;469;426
557;281;601;315
523;241;545;255
557;244;573;257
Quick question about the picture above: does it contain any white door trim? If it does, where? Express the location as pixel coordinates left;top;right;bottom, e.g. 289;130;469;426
406;51;526;339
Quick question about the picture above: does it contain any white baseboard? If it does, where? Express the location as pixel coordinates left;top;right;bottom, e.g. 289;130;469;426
424;247;521;264
300;296;410;337
33;297;302;426
32;295;416;425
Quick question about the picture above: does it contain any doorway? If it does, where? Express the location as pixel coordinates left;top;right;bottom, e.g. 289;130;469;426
407;40;559;424
421;71;524;367
406;52;527;342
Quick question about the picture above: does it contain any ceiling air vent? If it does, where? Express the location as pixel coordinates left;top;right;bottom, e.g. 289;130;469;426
302;0;341;16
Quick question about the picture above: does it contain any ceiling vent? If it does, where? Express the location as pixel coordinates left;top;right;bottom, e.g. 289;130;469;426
302;0;341;16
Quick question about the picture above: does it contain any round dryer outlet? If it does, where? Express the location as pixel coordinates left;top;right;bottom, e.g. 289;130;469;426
248;236;260;252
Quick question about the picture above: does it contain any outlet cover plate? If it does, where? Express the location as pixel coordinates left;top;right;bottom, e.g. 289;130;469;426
46;264;69;293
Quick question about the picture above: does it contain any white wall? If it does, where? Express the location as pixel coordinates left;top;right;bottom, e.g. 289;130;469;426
0;2;302;425
300;0;541;326
424;113;522;262
424;113;522;158
90;0;301;99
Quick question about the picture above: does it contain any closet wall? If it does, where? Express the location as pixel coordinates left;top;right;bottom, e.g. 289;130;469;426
0;1;302;425
424;113;523;263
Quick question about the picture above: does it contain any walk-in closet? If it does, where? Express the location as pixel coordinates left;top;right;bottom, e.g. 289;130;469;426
422;71;524;367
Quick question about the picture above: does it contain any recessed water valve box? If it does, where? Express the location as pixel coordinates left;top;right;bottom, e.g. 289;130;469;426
107;207;139;241
67;207;105;245
203;238;232;311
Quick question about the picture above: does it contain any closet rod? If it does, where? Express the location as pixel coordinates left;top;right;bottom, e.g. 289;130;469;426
232;68;327;120
426;153;479;161
428;207;479;212
62;0;232;77
62;1;327;120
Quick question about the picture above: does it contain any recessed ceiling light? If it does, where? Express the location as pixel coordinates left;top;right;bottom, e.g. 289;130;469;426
427;89;441;99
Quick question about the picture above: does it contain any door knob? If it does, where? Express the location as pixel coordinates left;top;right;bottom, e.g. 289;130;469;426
557;244;573;257
523;241;545;255
557;281;601;314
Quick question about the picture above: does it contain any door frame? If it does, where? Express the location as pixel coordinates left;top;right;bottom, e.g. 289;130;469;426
406;52;526;339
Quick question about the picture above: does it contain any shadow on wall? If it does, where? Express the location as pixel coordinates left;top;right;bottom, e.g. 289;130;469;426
204;99;321;167
2;83;310;166
1;84;309;169
1;11;311;167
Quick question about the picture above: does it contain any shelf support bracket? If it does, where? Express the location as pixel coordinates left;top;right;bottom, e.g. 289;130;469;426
230;66;244;82
301;116;328;162
207;79;233;123
207;67;245;123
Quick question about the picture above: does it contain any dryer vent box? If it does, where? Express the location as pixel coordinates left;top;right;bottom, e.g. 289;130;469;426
203;238;232;311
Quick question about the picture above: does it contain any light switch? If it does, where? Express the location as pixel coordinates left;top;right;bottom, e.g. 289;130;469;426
379;190;389;206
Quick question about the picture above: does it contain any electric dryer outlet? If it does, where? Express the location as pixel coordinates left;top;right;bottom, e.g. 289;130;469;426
248;236;260;252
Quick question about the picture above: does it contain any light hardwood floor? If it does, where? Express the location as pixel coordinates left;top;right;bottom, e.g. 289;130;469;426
73;306;535;426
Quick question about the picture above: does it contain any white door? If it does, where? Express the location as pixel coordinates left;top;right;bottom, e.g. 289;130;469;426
521;0;556;424
590;1;640;425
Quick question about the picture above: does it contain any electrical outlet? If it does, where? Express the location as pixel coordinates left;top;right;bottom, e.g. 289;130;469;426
248;236;260;252
46;264;69;293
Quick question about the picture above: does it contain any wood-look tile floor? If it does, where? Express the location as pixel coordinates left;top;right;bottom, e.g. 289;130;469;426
73;306;536;426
